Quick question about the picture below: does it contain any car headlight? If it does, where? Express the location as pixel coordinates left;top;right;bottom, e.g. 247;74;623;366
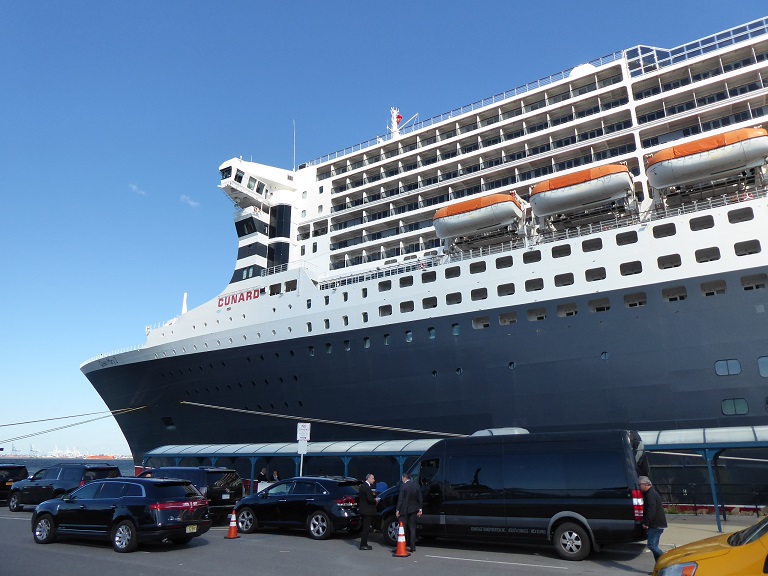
657;562;697;576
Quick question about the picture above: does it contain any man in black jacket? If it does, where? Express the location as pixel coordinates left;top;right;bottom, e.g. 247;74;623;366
396;472;422;552
358;473;378;550
640;476;667;564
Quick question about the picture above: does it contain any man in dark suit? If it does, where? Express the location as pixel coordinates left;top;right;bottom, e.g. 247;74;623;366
358;473;378;550
396;472;422;552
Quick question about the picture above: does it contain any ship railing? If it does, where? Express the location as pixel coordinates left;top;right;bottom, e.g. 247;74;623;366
318;257;441;290
260;259;324;278
79;346;144;368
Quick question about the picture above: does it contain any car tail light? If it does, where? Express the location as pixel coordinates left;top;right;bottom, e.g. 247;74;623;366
632;489;644;521
335;495;356;507
150;499;206;511
79;480;86;488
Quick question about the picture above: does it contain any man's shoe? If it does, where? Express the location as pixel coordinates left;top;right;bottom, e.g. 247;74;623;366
359;545;372;550
408;547;416;552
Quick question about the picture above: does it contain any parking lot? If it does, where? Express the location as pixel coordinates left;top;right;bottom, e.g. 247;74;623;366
1;507;654;576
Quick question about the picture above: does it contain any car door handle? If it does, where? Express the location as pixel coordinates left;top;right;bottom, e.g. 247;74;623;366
279;499;287;502
79;505;86;509
111;505;117;509
305;498;314;502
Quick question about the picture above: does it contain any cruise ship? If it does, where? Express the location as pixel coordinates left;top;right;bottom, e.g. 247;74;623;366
82;17;768;463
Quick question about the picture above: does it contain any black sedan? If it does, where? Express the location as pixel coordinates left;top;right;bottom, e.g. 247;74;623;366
31;477;211;552
235;476;361;539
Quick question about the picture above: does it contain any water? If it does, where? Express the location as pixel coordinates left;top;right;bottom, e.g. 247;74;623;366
1;458;136;477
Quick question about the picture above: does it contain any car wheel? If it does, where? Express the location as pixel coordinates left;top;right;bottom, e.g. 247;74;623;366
8;492;23;512
33;514;56;544
112;519;138;553
236;507;257;534
307;510;332;540
382;515;398;546
553;522;591;561
171;536;193;546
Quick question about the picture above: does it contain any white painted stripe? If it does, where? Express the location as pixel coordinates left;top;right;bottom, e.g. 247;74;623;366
426;554;568;570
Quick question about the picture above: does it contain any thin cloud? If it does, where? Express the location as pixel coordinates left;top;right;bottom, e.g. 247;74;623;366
180;194;200;208
129;183;147;196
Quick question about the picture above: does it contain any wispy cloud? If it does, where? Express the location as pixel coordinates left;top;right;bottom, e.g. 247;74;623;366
180;194;200;208
129;183;147;196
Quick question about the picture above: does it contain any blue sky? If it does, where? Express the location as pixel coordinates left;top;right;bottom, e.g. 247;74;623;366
1;1;765;457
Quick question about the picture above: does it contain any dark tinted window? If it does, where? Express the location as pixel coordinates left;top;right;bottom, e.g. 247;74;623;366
60;468;83;481
265;482;292;497
0;467;27;481
97;482;127;499
124;483;143;497
414;459;440;486
445;444;503;499
206;470;241;488
85;468;120;481
71;482;102;500
293;481;318;495
148;482;199;499
504;449;627;490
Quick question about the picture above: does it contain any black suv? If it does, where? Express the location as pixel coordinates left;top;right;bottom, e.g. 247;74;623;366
138;467;243;522
235;476;361;540
0;464;29;501
32;477;211;552
9;463;120;511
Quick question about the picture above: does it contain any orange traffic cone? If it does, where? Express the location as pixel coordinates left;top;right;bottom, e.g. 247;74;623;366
225;508;239;539
393;521;410;557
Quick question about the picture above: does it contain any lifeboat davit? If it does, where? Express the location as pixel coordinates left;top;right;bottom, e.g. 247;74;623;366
529;164;633;218
433;193;524;239
645;127;768;189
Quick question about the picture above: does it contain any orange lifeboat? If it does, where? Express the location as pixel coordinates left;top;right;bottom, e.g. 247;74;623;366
433;193;524;239
645;127;768;189
530;164;632;218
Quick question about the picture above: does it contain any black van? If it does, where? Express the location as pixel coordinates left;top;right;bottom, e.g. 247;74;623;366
376;429;647;560
139;467;244;522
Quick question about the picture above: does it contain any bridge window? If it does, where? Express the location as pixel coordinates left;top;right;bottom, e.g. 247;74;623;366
715;359;741;376
721;398;748;415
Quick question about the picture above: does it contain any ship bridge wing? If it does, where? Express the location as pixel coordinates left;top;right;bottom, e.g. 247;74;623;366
218;158;301;209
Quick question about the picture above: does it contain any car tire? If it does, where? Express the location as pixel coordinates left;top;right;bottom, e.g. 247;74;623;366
307;510;333;540
553;522;591;561
112;519;139;553
382;515;398;546
8;492;23;512
33;514;56;544
171;536;193;546
237;507;257;534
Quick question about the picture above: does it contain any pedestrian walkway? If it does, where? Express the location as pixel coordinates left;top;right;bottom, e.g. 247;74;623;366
662;513;758;550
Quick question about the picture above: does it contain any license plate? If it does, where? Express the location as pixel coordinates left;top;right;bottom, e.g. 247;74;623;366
222;493;230;499
5;482;11;486
186;525;197;534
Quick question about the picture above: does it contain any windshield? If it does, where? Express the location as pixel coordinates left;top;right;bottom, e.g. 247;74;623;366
727;516;768;546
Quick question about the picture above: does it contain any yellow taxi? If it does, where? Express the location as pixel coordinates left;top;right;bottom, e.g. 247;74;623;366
653;516;768;575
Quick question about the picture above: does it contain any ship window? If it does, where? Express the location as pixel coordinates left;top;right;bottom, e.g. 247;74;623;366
343;292;348;301
499;312;517;325
496;255;513;269
400;276;414;287
405;330;413;343
234;170;244;183
758;357;768;377
363;337;370;349
589;298;611;312
585;267;606;282
527;307;546;321
742;273;767;290
452;323;460;335
552;244;571;258
384;333;390;345
525;278;544;292
472;316;490;329
220;166;232;179
308;345;314;356
557;303;578;317
379;305;392;317
324;319;330;329
312;242;317;253
498;282;515;296
695;247;721;262
728;207;754;223
326;343;332;354
428;327;436;339
735;240;761;256
722;398;748;415
471;288;487;301
344;340;350;351
270;283;281;295
653;223;676;238
624;292;647;307
422;271;436;283
702;280;726;296
361;288;368;298
658;254;682;269
324;295;330;305
301;245;306;256
582;238;603;252
446;292;462;305
470;261;486;274
362;312;368;323
423;296;437;309
306;299;312;309
616;231;638;246
400;301;414;313
247;176;256;190
690;215;715;231
445;266;461;279
554;273;574;287
523;250;541;263
715;359;742;376
306;322;312;333
379;280;392;292
663;286;688;302
620;261;643;276
342;315;349;326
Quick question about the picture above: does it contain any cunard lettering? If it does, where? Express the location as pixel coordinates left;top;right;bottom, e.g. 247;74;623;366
218;289;260;308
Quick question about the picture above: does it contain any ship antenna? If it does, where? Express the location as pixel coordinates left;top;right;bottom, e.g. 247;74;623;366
181;292;188;315
293;119;296;172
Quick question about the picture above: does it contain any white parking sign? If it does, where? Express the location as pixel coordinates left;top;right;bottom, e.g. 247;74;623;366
297;422;311;441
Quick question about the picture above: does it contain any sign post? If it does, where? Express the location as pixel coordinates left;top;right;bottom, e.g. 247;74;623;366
297;423;311;475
